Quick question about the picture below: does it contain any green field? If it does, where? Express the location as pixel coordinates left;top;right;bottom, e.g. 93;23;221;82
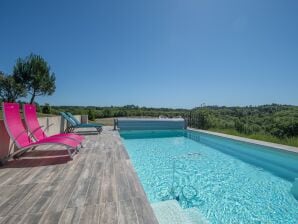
95;118;115;126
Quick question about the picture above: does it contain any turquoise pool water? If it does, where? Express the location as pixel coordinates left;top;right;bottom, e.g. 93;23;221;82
120;130;298;224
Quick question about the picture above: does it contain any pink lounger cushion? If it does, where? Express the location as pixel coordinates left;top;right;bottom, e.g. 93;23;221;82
2;102;81;151
23;104;84;143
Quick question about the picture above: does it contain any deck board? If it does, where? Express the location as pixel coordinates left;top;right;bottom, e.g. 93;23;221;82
99;202;118;224
0;127;158;224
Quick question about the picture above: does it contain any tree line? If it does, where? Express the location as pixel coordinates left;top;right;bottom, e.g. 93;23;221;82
38;104;188;120
187;104;298;139
40;104;298;141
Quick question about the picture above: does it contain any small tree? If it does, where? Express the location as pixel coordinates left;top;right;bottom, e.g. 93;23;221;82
88;109;95;121
35;102;42;113
13;54;56;104
0;71;26;102
42;103;51;114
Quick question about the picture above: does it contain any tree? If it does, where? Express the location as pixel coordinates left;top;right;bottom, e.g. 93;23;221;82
13;54;56;104
42;103;51;114
192;110;213;129
88;109;95;121
103;109;112;117
0;71;26;102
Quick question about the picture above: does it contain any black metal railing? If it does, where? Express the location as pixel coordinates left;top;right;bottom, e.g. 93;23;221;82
183;112;204;129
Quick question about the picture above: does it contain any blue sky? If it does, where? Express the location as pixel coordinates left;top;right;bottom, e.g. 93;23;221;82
0;0;297;108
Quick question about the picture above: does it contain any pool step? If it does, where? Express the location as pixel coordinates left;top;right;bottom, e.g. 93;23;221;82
183;207;209;224
151;200;209;224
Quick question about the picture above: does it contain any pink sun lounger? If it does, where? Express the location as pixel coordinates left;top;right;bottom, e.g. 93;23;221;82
2;102;80;159
23;104;84;147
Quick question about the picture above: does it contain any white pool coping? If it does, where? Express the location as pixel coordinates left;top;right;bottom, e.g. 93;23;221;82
188;128;298;154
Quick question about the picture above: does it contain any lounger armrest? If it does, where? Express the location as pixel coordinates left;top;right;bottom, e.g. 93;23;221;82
12;129;29;145
29;123;54;136
28;125;45;139
44;123;54;132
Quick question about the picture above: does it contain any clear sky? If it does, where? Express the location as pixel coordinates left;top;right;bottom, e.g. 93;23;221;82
0;0;297;108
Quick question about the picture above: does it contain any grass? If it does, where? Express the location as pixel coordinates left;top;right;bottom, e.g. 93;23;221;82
95;118;115;126
209;128;298;148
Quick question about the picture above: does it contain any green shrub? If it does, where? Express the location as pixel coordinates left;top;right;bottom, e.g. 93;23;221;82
88;109;95;121
42;103;51;114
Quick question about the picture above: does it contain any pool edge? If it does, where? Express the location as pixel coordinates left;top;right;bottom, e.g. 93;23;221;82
188;128;298;154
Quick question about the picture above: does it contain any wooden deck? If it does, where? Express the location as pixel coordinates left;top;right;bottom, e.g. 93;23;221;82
0;127;158;224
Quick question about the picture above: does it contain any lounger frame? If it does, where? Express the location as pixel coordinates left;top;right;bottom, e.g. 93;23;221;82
2;103;79;159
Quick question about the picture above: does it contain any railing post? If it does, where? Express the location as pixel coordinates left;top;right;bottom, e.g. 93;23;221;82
113;118;118;130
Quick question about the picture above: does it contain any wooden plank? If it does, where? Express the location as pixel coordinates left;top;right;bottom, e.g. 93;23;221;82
45;162;85;212
0;215;24;224
58;207;82;224
84;156;105;206
114;146;121;161
49;164;69;186
84;176;102;206
119;145;130;160
9;183;47;215
99;202;118;224
26;165;57;184
19;166;50;185
45;153;87;212
91;158;104;178
125;160;147;198
66;153;95;208
9;167;37;185
0;166;32;186
79;205;100;224
118;199;138;224
0;168;11;179
100;156;117;203
20;213;43;224
66;176;91;208
39;211;63;224
0;185;18;203
133;197;159;224
29;193;56;214
32;157;82;213
29;175;68;214
115;162;131;201
0;183;36;217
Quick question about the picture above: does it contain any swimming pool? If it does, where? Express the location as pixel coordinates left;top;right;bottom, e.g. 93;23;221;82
120;129;298;224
